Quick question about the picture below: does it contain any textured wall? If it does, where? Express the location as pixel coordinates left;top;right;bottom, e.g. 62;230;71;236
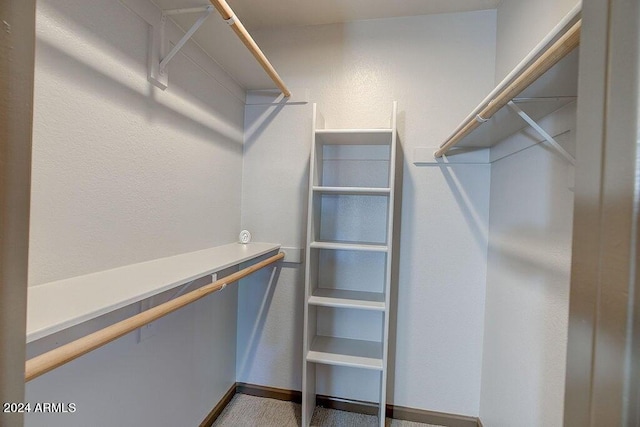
28;0;244;286
478;2;579;425
25;0;243;425
238;11;495;416
494;0;580;83
480;111;574;427
237;103;311;391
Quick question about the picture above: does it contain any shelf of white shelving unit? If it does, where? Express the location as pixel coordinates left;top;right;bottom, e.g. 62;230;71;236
312;186;391;195
307;335;384;370
308;288;386;311
309;241;389;252
314;129;393;145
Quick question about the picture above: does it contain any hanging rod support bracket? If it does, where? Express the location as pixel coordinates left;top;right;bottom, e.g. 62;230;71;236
159;6;213;72
507;101;576;165
148;5;214;90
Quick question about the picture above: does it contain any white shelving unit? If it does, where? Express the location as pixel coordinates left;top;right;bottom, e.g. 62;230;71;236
302;102;398;427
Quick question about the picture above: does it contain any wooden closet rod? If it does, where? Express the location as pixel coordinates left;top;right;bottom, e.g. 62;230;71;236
434;19;581;158
209;0;291;97
25;252;284;382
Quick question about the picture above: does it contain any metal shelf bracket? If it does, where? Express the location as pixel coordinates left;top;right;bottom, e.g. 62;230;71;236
507;101;576;165
148;5;214;90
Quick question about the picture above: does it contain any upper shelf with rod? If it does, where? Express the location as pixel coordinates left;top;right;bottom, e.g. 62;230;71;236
126;0;291;97
27;242;281;343
434;5;581;161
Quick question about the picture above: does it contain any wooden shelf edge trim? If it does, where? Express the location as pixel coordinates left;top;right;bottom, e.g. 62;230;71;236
24;252;284;382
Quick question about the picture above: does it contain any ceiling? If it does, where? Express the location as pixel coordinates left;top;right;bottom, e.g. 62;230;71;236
229;0;502;30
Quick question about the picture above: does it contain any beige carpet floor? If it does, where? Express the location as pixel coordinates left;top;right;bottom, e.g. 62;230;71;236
212;393;443;427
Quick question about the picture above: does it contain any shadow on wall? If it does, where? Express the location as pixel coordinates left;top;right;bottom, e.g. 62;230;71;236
252;21;399;130
244;103;288;149
236;254;283;380
43;0;144;66
438;164;490;251
36;38;243;148
241;101;313;270
488;230;573;276
484;144;574;424
41;0;246;119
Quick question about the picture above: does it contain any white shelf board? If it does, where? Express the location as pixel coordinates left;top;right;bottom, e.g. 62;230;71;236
307;336;383;370
310;241;388;253
315;129;393;145
26;242;281;342
455;49;579;149
309;288;385;311
313;186;391;195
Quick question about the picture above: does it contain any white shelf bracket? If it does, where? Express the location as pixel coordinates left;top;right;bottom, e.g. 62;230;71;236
507;101;576;165
148;5;214;90
135;272;216;344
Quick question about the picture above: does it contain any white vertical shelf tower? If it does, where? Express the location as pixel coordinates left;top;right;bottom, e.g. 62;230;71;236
302;102;398;427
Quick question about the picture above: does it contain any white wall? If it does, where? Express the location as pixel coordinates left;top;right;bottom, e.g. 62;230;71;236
238;11;495;416
480;2;579;424
237;103;311;390
480;105;575;427
29;0;245;287
494;0;580;82
25;0;244;425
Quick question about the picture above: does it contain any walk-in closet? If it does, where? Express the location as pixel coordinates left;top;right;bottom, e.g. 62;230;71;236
2;1;639;426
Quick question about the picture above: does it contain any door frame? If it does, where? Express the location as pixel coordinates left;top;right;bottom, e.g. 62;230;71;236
0;1;36;427
564;0;640;425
